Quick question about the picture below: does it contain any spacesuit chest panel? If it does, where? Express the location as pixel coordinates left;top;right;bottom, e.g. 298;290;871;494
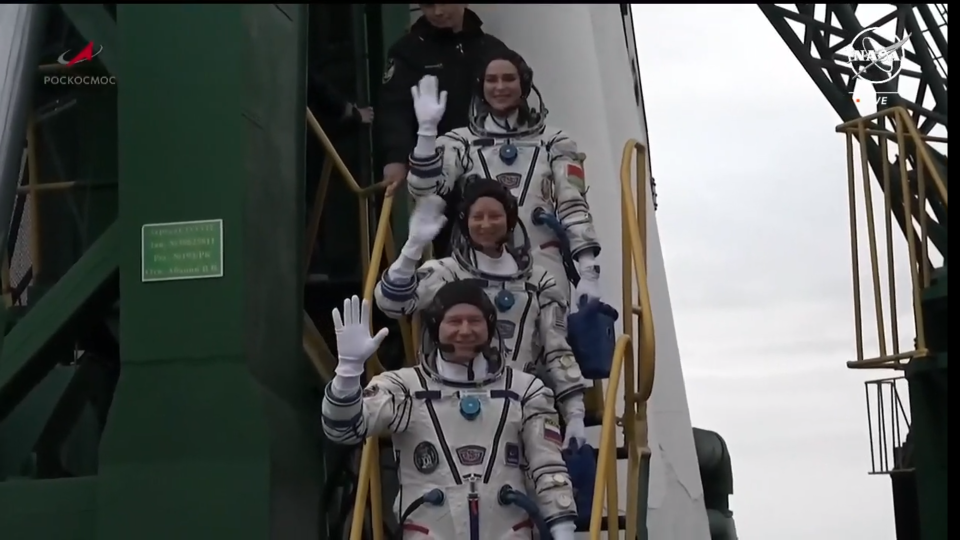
478;279;538;367
406;368;523;486
470;138;554;212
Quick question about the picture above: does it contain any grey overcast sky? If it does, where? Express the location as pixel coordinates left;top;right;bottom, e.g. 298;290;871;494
633;5;904;539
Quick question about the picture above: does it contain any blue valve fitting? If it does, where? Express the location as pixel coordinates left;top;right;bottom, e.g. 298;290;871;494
423;488;445;506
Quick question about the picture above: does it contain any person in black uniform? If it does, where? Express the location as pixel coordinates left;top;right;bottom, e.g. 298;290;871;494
378;4;508;256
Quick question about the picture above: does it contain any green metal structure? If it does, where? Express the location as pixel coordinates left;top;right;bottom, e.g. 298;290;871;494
0;4;404;539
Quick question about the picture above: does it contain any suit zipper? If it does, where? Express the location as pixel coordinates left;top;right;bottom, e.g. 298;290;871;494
466;473;481;540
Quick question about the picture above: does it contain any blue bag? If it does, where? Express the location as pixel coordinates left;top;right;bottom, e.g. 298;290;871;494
567;297;619;380
531;207;619;379
563;440;598;523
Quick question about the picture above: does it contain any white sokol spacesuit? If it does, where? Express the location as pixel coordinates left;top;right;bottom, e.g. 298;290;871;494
322;288;578;540
373;179;587;443
405;51;603;306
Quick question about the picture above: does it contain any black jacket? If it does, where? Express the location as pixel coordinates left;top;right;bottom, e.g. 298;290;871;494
378;10;508;165
308;60;353;123
310;76;349;120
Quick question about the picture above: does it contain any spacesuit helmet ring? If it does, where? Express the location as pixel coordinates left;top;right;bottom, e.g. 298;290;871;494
451;179;534;282
419;280;506;383
457;177;520;243
469;48;547;138
475;48;534;102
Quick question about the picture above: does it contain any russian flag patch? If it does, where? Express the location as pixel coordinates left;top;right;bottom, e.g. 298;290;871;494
543;417;563;446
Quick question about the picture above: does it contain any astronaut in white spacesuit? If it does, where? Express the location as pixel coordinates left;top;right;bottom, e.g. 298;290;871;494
322;287;578;540
405;48;603;307
373;178;587;447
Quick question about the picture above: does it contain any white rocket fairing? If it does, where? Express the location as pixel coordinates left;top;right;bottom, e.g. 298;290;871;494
0;5;46;248
409;4;711;538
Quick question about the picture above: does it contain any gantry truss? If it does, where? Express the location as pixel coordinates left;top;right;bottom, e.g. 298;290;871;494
760;4;948;256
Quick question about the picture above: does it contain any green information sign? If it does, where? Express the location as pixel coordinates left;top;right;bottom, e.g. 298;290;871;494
141;219;224;283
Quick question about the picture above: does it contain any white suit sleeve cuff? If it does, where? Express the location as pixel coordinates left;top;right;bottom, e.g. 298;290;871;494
549;520;576;539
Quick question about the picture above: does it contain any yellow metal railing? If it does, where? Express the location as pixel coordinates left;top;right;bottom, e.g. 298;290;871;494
587;140;658;539
302;109;416;379
837;107;948;370
303;108;418;540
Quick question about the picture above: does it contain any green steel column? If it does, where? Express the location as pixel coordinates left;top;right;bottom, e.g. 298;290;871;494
910;267;948;540
100;6;317;540
908;367;947;540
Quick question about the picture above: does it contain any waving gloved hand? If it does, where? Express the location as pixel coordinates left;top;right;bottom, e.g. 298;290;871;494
333;295;389;380
410;75;447;137
550;521;576;540
406;195;447;248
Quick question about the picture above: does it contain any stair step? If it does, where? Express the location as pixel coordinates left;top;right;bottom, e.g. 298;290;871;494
575;514;626;532
590;444;629;461
582;415;629;459
583;414;603;428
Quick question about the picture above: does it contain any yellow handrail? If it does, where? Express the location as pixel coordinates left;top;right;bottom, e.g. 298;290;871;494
304;108;416;380
590;335;631;537
620;140;657;402
587;140;658;539
304;108;415;540
836;107;947;370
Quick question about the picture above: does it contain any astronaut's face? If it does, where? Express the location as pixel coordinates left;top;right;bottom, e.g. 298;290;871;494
467;196;508;249
419;4;467;31
438;303;489;361
483;60;522;114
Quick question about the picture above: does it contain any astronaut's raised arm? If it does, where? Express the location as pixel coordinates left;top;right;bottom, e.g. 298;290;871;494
406;131;469;200
374;259;455;318
519;378;579;526
547;132;601;261
535;272;587;410
321;371;413;446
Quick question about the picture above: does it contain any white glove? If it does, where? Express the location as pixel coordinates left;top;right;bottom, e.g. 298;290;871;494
406;195;447;249
550;521;576;540
573;254;601;305
563;416;587;449
410;76;447;137
574;276;601;305
333;295;389;379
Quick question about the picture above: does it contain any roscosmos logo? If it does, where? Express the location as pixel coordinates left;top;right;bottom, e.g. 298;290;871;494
57;42;104;67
